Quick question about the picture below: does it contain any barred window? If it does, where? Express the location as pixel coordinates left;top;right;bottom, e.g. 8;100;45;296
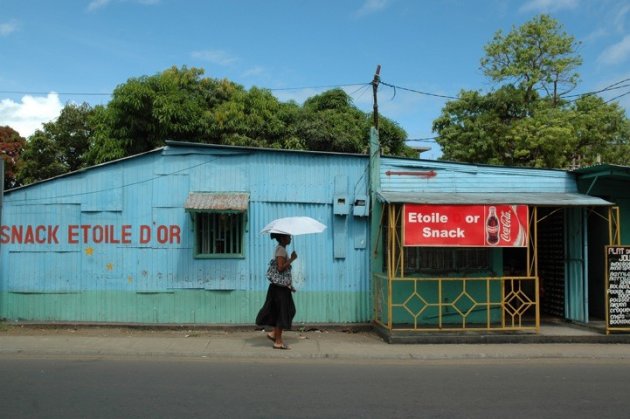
195;212;244;257
404;247;491;275
184;192;249;259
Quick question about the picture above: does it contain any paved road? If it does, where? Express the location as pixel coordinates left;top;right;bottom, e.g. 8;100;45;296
2;356;629;419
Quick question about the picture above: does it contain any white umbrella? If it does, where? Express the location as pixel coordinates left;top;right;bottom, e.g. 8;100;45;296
260;216;327;236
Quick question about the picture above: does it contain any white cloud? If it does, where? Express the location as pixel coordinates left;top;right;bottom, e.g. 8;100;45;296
87;0;159;12
598;35;630;66
87;0;111;12
519;0;578;13
241;66;266;78
0;20;18;36
0;93;63;138
583;28;608;44
614;4;630;33
191;49;238;66
355;0;391;17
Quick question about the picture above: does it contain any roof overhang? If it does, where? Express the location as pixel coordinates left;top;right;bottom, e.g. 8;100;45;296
376;192;613;206
184;192;249;212
574;164;630;181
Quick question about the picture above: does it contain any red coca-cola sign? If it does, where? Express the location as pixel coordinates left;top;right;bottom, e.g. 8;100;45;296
403;204;529;247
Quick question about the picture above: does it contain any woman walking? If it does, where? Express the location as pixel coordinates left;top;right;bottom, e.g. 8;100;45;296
256;233;297;349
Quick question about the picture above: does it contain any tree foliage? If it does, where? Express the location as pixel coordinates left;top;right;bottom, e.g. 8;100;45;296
16;130;68;186
90;66;412;159
435;14;629;168
481;14;582;104
0;126;26;189
44;103;94;171
15;103;95;186
9;66;414;185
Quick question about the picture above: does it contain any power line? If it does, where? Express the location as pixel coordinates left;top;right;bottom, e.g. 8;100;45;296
0;83;370;98
605;89;630;104
0;90;111;96
7;155;222;203
268;83;368;91
563;78;630;101
379;81;457;99
406;136;439;142
3;76;628;107
564;82;630;98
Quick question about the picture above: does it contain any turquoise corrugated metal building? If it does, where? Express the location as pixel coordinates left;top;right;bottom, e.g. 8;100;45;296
1;137;625;331
368;131;615;333
0;142;371;324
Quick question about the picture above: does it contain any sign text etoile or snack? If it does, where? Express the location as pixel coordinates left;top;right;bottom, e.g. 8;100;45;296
403;205;529;247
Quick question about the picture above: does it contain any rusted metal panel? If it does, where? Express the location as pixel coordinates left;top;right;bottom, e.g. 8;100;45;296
184;192;249;212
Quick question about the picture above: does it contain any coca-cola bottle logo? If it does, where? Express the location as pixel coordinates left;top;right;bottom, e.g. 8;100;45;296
486;206;500;245
500;210;511;243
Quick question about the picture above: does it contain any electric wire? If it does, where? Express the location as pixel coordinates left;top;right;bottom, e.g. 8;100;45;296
0;83;371;98
0;90;111;96
562;78;630;103
3;77;629;106
406;136;439;143
5;155;222;204
605;89;630;104
379;81;457;99
268;83;368;92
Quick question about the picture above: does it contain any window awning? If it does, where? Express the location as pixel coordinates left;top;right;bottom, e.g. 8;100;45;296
184;192;249;212
376;192;613;206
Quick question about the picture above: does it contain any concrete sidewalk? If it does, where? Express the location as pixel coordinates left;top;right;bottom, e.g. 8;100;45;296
2;324;630;361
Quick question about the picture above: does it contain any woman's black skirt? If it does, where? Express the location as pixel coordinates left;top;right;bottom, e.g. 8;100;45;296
256;284;296;330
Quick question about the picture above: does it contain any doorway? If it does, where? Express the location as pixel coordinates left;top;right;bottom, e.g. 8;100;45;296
537;207;566;318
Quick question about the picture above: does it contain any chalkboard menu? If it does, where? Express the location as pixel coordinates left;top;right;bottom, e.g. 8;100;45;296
607;246;630;331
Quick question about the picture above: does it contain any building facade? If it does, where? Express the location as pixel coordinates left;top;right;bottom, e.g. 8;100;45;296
369;130;617;333
0;142;371;324
1;138;626;332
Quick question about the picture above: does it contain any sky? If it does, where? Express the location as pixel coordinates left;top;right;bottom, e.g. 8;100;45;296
1;0;629;160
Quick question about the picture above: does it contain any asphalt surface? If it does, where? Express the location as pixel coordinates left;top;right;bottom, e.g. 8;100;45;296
2;322;630;361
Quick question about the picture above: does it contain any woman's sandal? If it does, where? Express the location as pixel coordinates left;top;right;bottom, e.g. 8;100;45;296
273;344;290;350
266;333;275;342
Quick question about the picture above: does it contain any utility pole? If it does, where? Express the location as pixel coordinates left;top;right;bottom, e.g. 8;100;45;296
372;65;381;131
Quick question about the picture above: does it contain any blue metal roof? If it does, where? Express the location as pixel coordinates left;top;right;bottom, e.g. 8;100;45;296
377;191;613;206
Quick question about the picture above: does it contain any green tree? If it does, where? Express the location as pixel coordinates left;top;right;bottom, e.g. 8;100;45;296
83;104;125;166
297;89;367;152
89;71;413;163
18;66;415;183
375;116;414;157
296;88;413;155
434;15;629;168
570;95;630;166
42;103;94;172
101;66;236;156
16;130;67;185
481;14;582;105
205;86;301;149
0;126;26;189
90;66;305;158
433;86;535;165
14;103;95;184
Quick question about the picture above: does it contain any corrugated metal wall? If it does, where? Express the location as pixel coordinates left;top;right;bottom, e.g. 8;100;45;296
380;157;577;193
377;156;594;325
0;145;371;324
